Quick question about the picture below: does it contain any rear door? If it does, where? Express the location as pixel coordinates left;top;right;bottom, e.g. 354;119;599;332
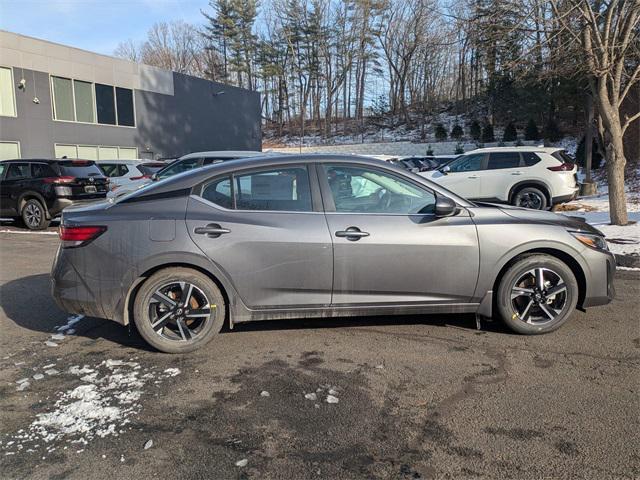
186;164;333;308
477;151;523;201
319;162;479;305
2;162;31;213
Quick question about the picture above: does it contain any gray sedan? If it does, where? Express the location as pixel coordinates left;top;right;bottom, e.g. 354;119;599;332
51;154;615;353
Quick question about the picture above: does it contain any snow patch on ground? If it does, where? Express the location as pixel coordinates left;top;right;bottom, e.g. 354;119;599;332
2;360;182;456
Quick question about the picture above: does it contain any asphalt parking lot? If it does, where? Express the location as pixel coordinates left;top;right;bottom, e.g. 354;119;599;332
0;229;638;479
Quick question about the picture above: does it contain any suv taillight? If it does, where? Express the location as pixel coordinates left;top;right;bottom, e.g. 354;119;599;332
130;174;151;181
547;162;574;172
59;225;106;248
43;176;76;184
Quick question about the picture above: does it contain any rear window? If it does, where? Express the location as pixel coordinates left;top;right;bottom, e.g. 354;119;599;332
137;163;165;176
57;160;104;177
551;150;575;164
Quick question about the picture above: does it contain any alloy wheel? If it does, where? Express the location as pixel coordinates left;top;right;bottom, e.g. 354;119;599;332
147;281;214;342
517;192;543;209
24;203;42;228
510;267;568;325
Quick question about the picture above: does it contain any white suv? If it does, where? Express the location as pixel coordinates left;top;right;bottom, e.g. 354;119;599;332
420;147;579;210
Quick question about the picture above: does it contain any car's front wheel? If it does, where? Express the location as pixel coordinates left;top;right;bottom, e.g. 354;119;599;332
21;199;51;230
496;254;578;334
133;267;226;353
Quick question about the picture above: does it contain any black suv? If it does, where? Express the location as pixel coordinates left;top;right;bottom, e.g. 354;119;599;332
0;159;108;230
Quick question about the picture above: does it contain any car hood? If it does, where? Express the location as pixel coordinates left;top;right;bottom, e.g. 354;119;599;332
474;202;604;236
420;170;444;180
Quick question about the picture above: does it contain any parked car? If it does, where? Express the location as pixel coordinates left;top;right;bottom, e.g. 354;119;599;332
97;160;166;196
52;154;614;353
0;159;108;230
108;151;268;198
420;147;579;210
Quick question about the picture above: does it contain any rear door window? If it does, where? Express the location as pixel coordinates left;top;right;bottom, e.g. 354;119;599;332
486;152;522;170
6;163;30;179
234;167;312;212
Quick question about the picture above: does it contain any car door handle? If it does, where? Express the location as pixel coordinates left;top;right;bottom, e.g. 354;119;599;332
335;227;370;241
194;224;230;238
468;175;479;179
511;172;522;175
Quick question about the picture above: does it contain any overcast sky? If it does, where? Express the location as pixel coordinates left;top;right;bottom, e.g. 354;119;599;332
0;0;209;56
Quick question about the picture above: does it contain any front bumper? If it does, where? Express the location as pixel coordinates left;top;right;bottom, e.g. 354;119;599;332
581;249;616;308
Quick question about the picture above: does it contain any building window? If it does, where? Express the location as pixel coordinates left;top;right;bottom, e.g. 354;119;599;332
116;87;135;127
51;76;75;121
50;76;135;127
0;141;20;160
0;67;17;117
74;80;95;123
54;143;138;160
95;83;116;125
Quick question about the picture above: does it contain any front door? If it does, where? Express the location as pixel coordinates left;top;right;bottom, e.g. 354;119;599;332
186;164;333;309
432;153;485;200
319;163;479;305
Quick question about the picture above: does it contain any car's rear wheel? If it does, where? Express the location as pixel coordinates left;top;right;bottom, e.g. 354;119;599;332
21;199;51;230
133;267;226;353
512;186;548;210
496;254;578;334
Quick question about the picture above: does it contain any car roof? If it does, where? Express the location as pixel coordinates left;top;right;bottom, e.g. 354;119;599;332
0;158;95;163
462;146;561;154
118;153;475;207
95;159;145;164
178;150;273;160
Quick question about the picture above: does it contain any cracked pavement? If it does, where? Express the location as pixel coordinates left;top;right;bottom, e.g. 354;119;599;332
0;231;638;479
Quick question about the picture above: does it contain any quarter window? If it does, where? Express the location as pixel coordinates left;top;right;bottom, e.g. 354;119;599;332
202;176;232;209
0;66;17;117
235;167;312;212
486;152;521;170
447;154;484;172
522;152;541;166
324;165;436;214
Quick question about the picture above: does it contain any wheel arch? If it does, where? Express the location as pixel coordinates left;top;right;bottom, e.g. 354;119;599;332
18;191;50;218
122;262;233;328
508;180;552;206
491;247;587;315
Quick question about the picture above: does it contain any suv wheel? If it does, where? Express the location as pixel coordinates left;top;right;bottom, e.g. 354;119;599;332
512;186;548;210
21;199;51;230
496;254;578;334
133;267;226;353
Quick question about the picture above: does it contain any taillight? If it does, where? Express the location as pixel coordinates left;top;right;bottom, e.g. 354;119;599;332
547;162;574;172
59;225;106;248
130;174;151;181
44;176;76;184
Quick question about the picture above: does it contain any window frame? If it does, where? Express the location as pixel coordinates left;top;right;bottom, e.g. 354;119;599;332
54;143;138;160
196;163;323;213
0;66;17;118
317;162;439;216
49;74;136;128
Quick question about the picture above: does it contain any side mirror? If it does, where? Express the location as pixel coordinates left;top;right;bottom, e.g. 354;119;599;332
151;173;159;181
435;195;458;217
440;165;451;174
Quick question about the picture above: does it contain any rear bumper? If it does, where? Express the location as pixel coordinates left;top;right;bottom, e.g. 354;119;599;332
552;188;579;205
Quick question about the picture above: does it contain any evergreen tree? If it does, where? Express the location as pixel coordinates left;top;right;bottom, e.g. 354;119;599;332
469;120;481;141
451;124;464;140
481;123;495;143
454;142;464;154
426;144;434;156
524;119;540;141
503;122;517;142
434;123;447;141
543;118;562;142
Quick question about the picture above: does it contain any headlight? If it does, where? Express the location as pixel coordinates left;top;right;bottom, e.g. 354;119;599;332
570;231;608;251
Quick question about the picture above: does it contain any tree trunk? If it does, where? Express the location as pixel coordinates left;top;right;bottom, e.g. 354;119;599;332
584;94;594;183
605;132;629;225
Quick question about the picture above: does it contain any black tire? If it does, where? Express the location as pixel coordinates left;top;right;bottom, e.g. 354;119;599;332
133;267;226;353
496;254;578;334
512;186;548;210
21;199;51;230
